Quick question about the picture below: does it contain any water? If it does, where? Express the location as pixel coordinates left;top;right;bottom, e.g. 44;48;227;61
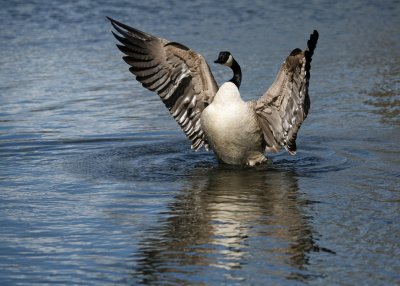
1;0;399;285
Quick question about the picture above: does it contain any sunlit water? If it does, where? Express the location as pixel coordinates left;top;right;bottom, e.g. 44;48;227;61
1;0;399;285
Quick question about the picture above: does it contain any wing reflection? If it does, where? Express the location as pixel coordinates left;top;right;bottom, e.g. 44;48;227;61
133;166;327;284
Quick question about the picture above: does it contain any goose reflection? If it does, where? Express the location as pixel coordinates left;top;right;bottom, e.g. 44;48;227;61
133;165;325;284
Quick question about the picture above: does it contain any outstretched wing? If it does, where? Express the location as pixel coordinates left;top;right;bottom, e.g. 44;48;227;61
108;17;218;150
255;30;319;154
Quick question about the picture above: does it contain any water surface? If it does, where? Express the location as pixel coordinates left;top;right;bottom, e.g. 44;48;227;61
1;0;399;285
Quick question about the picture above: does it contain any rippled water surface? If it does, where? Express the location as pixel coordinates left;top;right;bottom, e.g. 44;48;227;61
1;0;399;285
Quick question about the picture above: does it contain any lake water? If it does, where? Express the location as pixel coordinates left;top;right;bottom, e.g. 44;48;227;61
1;0;399;285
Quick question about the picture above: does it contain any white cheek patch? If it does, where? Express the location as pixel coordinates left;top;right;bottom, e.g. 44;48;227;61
223;54;233;67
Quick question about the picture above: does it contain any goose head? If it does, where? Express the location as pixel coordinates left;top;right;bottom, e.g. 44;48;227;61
214;51;234;67
214;51;242;88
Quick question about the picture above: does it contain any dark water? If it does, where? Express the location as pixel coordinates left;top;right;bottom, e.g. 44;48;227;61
1;0;399;285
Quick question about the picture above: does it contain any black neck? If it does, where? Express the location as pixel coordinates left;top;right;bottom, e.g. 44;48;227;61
229;58;242;88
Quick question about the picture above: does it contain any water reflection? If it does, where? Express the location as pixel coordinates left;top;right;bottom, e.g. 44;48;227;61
133;166;325;284
365;60;400;126
366;89;400;126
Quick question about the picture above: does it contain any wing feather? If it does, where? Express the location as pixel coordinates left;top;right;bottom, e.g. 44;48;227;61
108;17;218;150
255;30;319;154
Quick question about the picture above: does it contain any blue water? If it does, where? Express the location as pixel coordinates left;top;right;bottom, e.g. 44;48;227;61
1;0;399;285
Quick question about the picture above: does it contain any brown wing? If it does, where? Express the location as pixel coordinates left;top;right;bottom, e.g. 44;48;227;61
108;17;218;150
255;30;318;154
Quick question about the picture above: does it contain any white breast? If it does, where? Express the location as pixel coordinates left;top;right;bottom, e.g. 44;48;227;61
212;82;242;106
202;82;246;140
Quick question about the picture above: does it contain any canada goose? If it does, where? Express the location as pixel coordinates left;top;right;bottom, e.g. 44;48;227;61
108;17;319;166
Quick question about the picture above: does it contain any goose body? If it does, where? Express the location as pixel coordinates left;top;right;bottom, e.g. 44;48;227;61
201;82;266;165
108;17;319;165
